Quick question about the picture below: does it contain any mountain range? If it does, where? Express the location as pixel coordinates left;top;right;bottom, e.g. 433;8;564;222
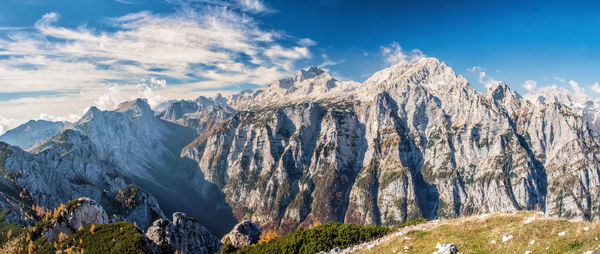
0;120;69;150
0;57;598;239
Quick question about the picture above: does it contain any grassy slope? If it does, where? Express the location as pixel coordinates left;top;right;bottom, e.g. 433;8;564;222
357;211;600;254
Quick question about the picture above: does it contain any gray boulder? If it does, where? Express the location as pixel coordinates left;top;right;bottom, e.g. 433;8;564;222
433;243;458;254
222;220;262;248
145;212;222;254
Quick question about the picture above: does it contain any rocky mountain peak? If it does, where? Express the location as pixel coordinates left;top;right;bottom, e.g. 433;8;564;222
365;57;452;88
487;81;522;102
293;65;327;82
116;98;153;116
79;106;101;122
227;65;359;110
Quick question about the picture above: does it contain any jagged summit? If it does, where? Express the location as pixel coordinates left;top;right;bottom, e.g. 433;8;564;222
487;81;522;101
117;98;152;113
365;57;445;84
228;65;359;109
227;57;478;110
292;65;327;82
269;65;336;90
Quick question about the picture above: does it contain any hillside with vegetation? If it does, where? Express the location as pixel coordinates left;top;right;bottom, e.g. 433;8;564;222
351;211;599;254
220;221;392;254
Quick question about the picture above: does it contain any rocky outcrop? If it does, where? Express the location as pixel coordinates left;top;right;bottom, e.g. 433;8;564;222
145;212;222;254
42;198;108;242
222;220;261;248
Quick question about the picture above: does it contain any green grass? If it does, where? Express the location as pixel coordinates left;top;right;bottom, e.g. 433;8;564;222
224;222;390;254
391;218;428;231
359;211;600;254
37;222;147;254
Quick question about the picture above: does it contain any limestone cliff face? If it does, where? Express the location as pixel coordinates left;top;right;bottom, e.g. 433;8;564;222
175;58;600;232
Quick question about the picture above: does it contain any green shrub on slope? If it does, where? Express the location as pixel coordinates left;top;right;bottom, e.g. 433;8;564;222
224;222;390;254
37;221;147;254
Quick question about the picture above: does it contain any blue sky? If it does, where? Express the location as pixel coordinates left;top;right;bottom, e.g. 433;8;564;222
0;0;599;133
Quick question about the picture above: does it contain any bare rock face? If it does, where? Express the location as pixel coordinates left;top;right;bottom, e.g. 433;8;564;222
223;220;261;248
145;212;222;254
44;198;108;242
67;198;109;229
178;58;600;232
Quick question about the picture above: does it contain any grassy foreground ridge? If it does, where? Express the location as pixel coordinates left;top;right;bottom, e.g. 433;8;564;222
357;211;599;254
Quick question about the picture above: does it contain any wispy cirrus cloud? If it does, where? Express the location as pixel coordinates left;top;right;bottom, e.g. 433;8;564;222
170;0;274;14
0;1;311;134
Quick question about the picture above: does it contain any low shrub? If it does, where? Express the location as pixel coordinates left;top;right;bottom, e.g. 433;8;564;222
224;222;390;254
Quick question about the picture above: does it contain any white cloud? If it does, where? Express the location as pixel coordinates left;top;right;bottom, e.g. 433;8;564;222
298;38;317;47
0;117;20;136
523;80;537;92
237;0;271;13
465;65;497;88
0;4;313;132
380;42;426;66
591;82;600;94
568;80;585;95
477;71;499;89
522;78;599;106
318;53;343;68
263;46;310;70
96;83;167;110
114;0;137;4
0;9;311;93
467;66;484;72
39;112;80;123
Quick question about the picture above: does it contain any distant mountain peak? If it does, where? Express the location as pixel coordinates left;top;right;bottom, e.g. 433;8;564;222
116;98;152;113
0;119;69;150
487;81;522;101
